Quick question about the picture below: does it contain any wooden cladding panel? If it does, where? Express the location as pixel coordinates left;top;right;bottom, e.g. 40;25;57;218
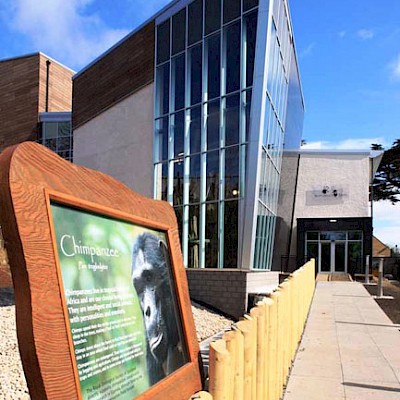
73;21;155;130
0;53;73;151
0;55;40;148
38;54;73;113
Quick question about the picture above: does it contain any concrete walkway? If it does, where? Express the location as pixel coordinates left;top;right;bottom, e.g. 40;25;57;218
284;281;400;400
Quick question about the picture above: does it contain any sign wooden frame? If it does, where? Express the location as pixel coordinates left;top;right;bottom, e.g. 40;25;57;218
0;142;202;400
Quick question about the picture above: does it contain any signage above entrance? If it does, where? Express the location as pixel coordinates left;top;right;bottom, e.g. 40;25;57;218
306;185;349;206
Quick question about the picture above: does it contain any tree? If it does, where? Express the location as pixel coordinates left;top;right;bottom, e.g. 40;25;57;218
372;140;400;204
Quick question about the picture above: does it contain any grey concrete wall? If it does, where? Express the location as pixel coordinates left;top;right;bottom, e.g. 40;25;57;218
289;152;370;258
186;269;279;319
273;152;300;271
73;84;154;198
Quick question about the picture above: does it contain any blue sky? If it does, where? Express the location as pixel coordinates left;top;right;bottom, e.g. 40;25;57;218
0;0;399;246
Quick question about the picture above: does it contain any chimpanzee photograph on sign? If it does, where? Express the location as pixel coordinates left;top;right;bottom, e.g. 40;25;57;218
131;232;187;385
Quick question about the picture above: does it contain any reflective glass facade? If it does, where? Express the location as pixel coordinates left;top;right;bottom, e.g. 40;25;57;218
154;0;304;270
253;0;298;269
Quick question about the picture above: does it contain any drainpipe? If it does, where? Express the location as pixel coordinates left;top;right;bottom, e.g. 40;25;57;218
45;60;51;112
370;156;374;268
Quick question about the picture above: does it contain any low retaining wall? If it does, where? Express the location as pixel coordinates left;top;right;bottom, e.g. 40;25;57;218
186;269;280;319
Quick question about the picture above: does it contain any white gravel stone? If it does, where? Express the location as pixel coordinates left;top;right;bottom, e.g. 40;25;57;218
0;289;233;399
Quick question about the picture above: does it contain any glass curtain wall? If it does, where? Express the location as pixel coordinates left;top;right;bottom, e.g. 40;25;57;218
154;0;259;268
253;0;293;269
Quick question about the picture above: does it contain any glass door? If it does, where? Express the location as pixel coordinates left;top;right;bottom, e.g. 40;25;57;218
334;242;346;272
320;242;331;272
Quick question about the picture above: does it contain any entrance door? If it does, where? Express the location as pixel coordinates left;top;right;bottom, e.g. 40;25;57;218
334;242;346;272
318;241;347;273
320;242;331;272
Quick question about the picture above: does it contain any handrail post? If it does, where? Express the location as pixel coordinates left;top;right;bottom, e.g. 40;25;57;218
365;255;370;284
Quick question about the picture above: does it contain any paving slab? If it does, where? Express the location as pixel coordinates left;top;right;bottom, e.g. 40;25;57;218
283;281;400;400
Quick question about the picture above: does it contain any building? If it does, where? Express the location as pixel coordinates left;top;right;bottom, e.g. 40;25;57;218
72;0;304;317
0;52;74;160
0;52;74;289
373;236;391;258
273;149;383;275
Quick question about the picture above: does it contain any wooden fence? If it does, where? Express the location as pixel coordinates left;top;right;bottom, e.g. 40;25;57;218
190;260;316;400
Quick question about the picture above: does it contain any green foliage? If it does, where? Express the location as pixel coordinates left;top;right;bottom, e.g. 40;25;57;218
372;140;400;204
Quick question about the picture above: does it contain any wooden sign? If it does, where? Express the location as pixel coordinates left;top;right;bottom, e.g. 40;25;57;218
0;142;202;400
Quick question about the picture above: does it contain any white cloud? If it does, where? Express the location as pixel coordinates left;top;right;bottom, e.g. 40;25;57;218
4;0;130;69
301;137;388;150
373;200;400;247
389;54;400;80
299;42;316;58
357;29;374;40
338;30;346;39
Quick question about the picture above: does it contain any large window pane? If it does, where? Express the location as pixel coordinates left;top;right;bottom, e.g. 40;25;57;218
225;93;239;146
206;150;219;201
162;162;168;201
243;0;258;12
57;137;70;151
174;206;183;245
225;146;239;199
188;0;203;45
156;162;168;201
306;243;318;262
172;9;186;55
156;63;169;117
189;154;201;203
173;158;184;205
190;106;201;154
173;111;184;157
320;232;346;241
306;232;318;240
225;21;240;94
43;122;58;139
207;100;220;150
157;19;170;64
188;204;200;268
348;231;363;240
45;138;57;151
245;89;252;141
172;54;185;111
189;44;202;105
205;203;219;267
207;33;221;100
223;0;240;23
58;122;70;137
348;242;362;275
224;200;238;267
205;0;221;35
155;116;169;161
244;10;258;87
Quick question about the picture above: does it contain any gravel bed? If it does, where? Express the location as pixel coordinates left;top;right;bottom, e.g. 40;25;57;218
0;289;30;400
0;289;232;399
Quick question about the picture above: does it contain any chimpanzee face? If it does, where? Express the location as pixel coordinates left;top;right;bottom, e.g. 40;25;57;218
132;238;169;363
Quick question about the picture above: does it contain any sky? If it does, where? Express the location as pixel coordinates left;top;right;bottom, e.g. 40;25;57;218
0;0;399;247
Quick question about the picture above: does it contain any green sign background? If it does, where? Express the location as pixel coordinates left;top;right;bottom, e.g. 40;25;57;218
51;203;167;400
